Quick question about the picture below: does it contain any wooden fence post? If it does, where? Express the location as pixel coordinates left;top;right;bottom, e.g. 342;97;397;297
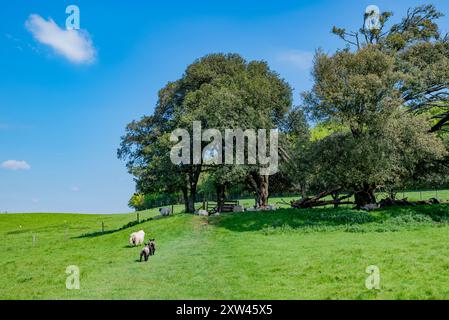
101;221;104;234
137;213;140;223
171;204;174;215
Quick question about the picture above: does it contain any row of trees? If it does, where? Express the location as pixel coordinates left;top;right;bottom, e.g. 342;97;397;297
119;4;449;212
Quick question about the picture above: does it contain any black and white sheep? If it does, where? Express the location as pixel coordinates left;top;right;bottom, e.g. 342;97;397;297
159;207;172;216
140;238;156;262
148;238;156;256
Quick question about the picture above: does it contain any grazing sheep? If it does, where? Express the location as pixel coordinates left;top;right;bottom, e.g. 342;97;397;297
148;238;156;256
140;244;151;262
361;203;380;211
140;238;156;262
233;205;244;212
129;230;145;246
196;209;209;216
159;207;172;216
265;204;277;211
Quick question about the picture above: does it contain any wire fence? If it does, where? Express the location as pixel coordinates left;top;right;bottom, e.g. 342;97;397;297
3;189;445;214
134;188;449;212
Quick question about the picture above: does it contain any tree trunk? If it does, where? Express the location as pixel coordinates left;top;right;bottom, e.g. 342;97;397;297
216;184;226;209
184;165;201;214
182;187;189;213
188;188;196;213
388;191;397;200
300;183;307;199
354;183;376;209
246;172;270;208
255;175;269;208
331;192;339;208
187;176;199;213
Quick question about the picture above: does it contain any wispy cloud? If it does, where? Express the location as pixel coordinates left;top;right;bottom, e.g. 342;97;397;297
71;186;80;192
5;33;24;51
1;160;31;171
277;50;314;71
0;123;9;130
5;33;40;54
25;14;96;64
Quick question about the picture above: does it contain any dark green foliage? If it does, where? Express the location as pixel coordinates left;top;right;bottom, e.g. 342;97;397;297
212;205;449;235
119;53;295;211
304;5;449;199
331;4;449;132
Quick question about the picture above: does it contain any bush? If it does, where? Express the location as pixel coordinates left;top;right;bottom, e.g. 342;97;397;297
128;192;181;211
128;193;146;211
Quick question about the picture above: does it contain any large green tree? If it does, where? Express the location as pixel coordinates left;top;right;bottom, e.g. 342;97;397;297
276;106;310;197
119;53;293;212
333;4;449;132
304;42;446;207
301;4;449;207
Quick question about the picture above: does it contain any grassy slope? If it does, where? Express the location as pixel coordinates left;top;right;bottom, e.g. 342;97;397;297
2;204;449;299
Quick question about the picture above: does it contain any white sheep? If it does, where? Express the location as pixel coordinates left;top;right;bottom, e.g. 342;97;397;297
196;209;209;216
361;203;379;211
129;230;145;246
233;205;244;212
159;207;172;216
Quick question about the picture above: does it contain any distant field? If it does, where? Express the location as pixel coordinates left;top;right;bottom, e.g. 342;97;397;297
2;200;449;299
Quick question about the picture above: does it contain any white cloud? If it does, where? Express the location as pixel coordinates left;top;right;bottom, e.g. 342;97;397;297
277;50;314;71
31;198;39;204
71;186;80;192
25;14;96;64
1;160;31;171
0;123;9;130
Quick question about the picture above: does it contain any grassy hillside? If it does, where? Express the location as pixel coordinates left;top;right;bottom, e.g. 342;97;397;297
2;204;449;299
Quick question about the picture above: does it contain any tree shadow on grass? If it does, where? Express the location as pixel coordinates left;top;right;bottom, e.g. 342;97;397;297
135;259;152;263
210;208;378;233
211;205;449;233
378;204;449;221
73;216;163;239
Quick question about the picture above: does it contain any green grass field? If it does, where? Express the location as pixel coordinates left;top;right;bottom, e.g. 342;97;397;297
2;195;449;300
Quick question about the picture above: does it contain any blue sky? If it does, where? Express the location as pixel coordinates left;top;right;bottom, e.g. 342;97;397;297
1;0;448;213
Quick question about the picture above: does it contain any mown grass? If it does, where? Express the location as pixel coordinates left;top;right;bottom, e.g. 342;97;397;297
1;204;449;299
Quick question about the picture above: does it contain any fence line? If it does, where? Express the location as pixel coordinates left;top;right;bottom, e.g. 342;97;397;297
136;188;449;212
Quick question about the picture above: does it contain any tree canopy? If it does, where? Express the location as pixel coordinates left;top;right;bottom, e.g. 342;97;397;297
119;53;294;212
303;4;448;207
120;4;449;212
